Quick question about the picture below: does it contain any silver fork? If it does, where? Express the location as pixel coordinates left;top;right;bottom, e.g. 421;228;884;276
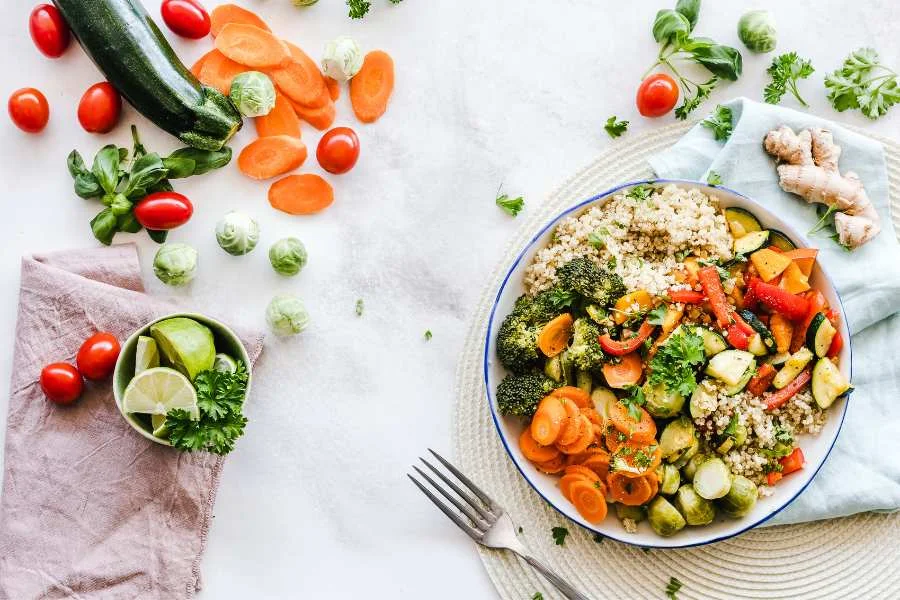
408;449;590;600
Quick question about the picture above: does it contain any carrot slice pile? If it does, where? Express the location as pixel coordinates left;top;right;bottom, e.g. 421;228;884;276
530;396;567;446
569;480;608;523
268;174;334;215
215;23;289;68
190;50;215;78
198;50;247;95
210;3;271;36
549;386;591;408
238;136;308;180
534;454;566;474
255;92;302;138
518;428;559;464
607;401;657;443
350;50;395;123
607;472;654;506
290;98;336;131
270;42;328;108
556;415;594;455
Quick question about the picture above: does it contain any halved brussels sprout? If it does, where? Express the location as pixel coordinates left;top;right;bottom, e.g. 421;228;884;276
674;484;717;526
591;386;617;421
655;463;681;495
659;416;696;460
643;383;685;418
693;457;733;500
689;381;718;418
648;496;687;537
681;453;708;482
718;475;759;517
670;435;700;469
615;503;647;523
576;369;593;394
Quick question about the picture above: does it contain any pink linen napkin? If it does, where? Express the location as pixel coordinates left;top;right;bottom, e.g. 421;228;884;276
0;244;264;599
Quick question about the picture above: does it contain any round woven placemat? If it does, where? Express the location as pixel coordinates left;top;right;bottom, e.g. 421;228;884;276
452;120;900;600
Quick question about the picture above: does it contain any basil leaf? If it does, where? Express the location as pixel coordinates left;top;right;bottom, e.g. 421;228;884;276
117;212;143;233
90;208;119;245
161;157;197;179
652;9;691;44
123;152;167;198
109;193;133;216
74;173;102;199
691;44;743;81
67;150;88;178
165;146;232;176
151;179;175;194
91;145;122;194
147;229;169;244
675;0;701;31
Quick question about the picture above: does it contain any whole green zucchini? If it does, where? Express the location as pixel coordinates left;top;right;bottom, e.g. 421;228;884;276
53;0;241;150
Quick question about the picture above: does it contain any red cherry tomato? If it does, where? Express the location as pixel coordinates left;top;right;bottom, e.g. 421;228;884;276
636;73;680;118
76;332;121;381
8;88;49;133
316;127;360;175
77;82;122;134
29;4;71;58
161;0;211;39
40;362;83;405
133;192;194;230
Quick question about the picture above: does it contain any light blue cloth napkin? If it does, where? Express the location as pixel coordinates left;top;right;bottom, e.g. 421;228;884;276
649;97;900;526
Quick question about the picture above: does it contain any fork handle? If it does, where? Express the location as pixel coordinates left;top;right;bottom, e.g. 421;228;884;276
520;554;590;600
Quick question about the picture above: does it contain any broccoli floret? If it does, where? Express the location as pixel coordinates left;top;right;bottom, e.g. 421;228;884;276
496;372;559;417
496;314;540;372
556;257;626;307
568;318;605;371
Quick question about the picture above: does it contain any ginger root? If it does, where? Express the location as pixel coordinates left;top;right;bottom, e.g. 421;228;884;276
763;125;881;248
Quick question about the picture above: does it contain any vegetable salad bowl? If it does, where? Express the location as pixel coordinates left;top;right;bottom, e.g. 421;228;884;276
483;180;851;548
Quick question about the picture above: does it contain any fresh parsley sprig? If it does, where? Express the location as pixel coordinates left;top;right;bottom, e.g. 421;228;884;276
647;329;705;396
764;52;814;107
701;104;733;141
666;576;684;599
621;385;647;422
551;526;569;546
604;116;629;138
706;170;723;186
496;185;525;217
826;47;900;119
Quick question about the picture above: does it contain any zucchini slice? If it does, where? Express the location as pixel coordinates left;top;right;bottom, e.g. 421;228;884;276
705;350;755;386
692;458;732;500
811;358;851;408
767;352;791;366
767;229;797;251
724;207;763;237
772;347;814;389
806;312;837;358
739;310;776;353
724;363;756;395
734;230;770;255
692;326;728;356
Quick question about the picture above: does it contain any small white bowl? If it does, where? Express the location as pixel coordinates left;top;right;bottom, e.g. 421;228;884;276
483;179;851;548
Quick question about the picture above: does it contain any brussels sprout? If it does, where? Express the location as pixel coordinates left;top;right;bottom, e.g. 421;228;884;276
693;457;732;500
670;436;700;469
643;383;685;418
591;386;617;421
659;416;695;460
576;369;592;394
266;294;311;336
647;496;687;537
655;463;681;495
689;381;717;418
153;243;197;286
718;475;759;517
615;503;647;523
229;71;276;117
216;211;260;256
269;237;308;276
681;453;708;482
321;36;363;82
737;10;777;54
674;484;717;526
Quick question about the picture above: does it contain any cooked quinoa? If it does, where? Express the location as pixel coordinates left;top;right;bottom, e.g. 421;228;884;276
524;184;733;297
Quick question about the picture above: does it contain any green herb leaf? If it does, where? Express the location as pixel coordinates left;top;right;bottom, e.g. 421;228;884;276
117;212;143;234
666;576;684;599
592;533;604;543
652;9;691;44
123;153;168;198
588;227;609;249
131;124;147;159
690;43;743;81
496;191;525;217
161;157;196;179
604;115;629;138
723;411;740;437
165;146;233;177
621;385;646;421
674;76;718;120
73;173;102;199
627;184;653;201
109;193;133;216
424;330;433;341
648;305;668;326
356;298;365;317
92;145;122;194
551;526;569;546
607;256;618;270
826;48;900;119
706;171;723;185
347;0;371;18
701;104;733;141
647;329;706;396
90;208;119;246
547;287;578;309
674;0;700;30
532;594;543;600
764;52;814;106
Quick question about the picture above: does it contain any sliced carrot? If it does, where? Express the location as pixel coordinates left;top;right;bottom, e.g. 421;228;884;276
255;92;302;138
549;385;591;409
534;454;566;474
237;135;307;180
557;415;595;455
769;313;794;354
190;50;215;78
198;50;247;95
607;401;657;443
350;50;395;123
531;396;567;446
290;97;336;131
519;428;559;463
268;174;335;215
610;441;662;477
210;3;271;37
556;417;583;447
569;480;609;523
559;473;590;501
747;363;777;396
604;424;627;453
581;452;611;481
565;446;606;466
601;352;643;389
215;23;289;68
325;76;340;101
607;472;653;506
580;407;603;426
564;465;601;482
537;313;573;358
645;470;659;499
270;42;328;108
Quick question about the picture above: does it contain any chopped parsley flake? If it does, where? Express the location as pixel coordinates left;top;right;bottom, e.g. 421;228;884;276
551;526;569;546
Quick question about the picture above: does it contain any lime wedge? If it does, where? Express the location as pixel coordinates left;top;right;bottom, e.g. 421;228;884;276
151;413;168;438
123;367;199;419
213;353;238;373
135;336;160;375
149;317;215;381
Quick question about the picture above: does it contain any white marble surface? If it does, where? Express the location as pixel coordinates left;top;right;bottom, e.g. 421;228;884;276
1;1;899;597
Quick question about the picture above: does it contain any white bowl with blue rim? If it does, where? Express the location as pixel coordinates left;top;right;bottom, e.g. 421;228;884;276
483;179;851;548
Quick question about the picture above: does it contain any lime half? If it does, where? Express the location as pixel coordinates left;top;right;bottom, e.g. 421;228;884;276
135;336;160;375
123;367;199;419
151;414;168;438
213;353;238;373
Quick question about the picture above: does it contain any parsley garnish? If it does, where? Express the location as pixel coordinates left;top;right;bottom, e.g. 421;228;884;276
604;115;629;138
627;185;653;201
607;256;618;270
518;526;523;533
666;576;683;599
496;187;525;217
632;449;652;468
648;305;668;326
588;227;609;249
355;298;364;317
532;593;544;600
773;421;794;445
723;412;740;438
826;48;900;119
551;526;569;546
424;330;433;341
346;0;371;18
592;533;604;544
621;385;647;422
165;362;249;455
706;170;723;186
647;329;706;396
765;52;815;107
547;287;578;309
701;104;734;141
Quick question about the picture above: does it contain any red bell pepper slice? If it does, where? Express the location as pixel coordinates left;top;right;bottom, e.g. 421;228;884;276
598;319;655;356
667;288;705;303
732;311;756;336
725;322;750;350
766;471;783;486
742;277;760;311
790;290;827;353
753;281;810;321
698;267;732;329
764;368;812;410
779;447;805;476
747;363;777;396
827;330;844;358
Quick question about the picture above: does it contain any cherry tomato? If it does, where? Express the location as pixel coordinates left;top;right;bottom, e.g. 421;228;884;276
76;332;121;380
316;127;360;174
77;82;122;134
8;88;49;133
636;73;680;118
133;192;194;230
29;4;70;58
40;362;83;405
161;0;211;39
